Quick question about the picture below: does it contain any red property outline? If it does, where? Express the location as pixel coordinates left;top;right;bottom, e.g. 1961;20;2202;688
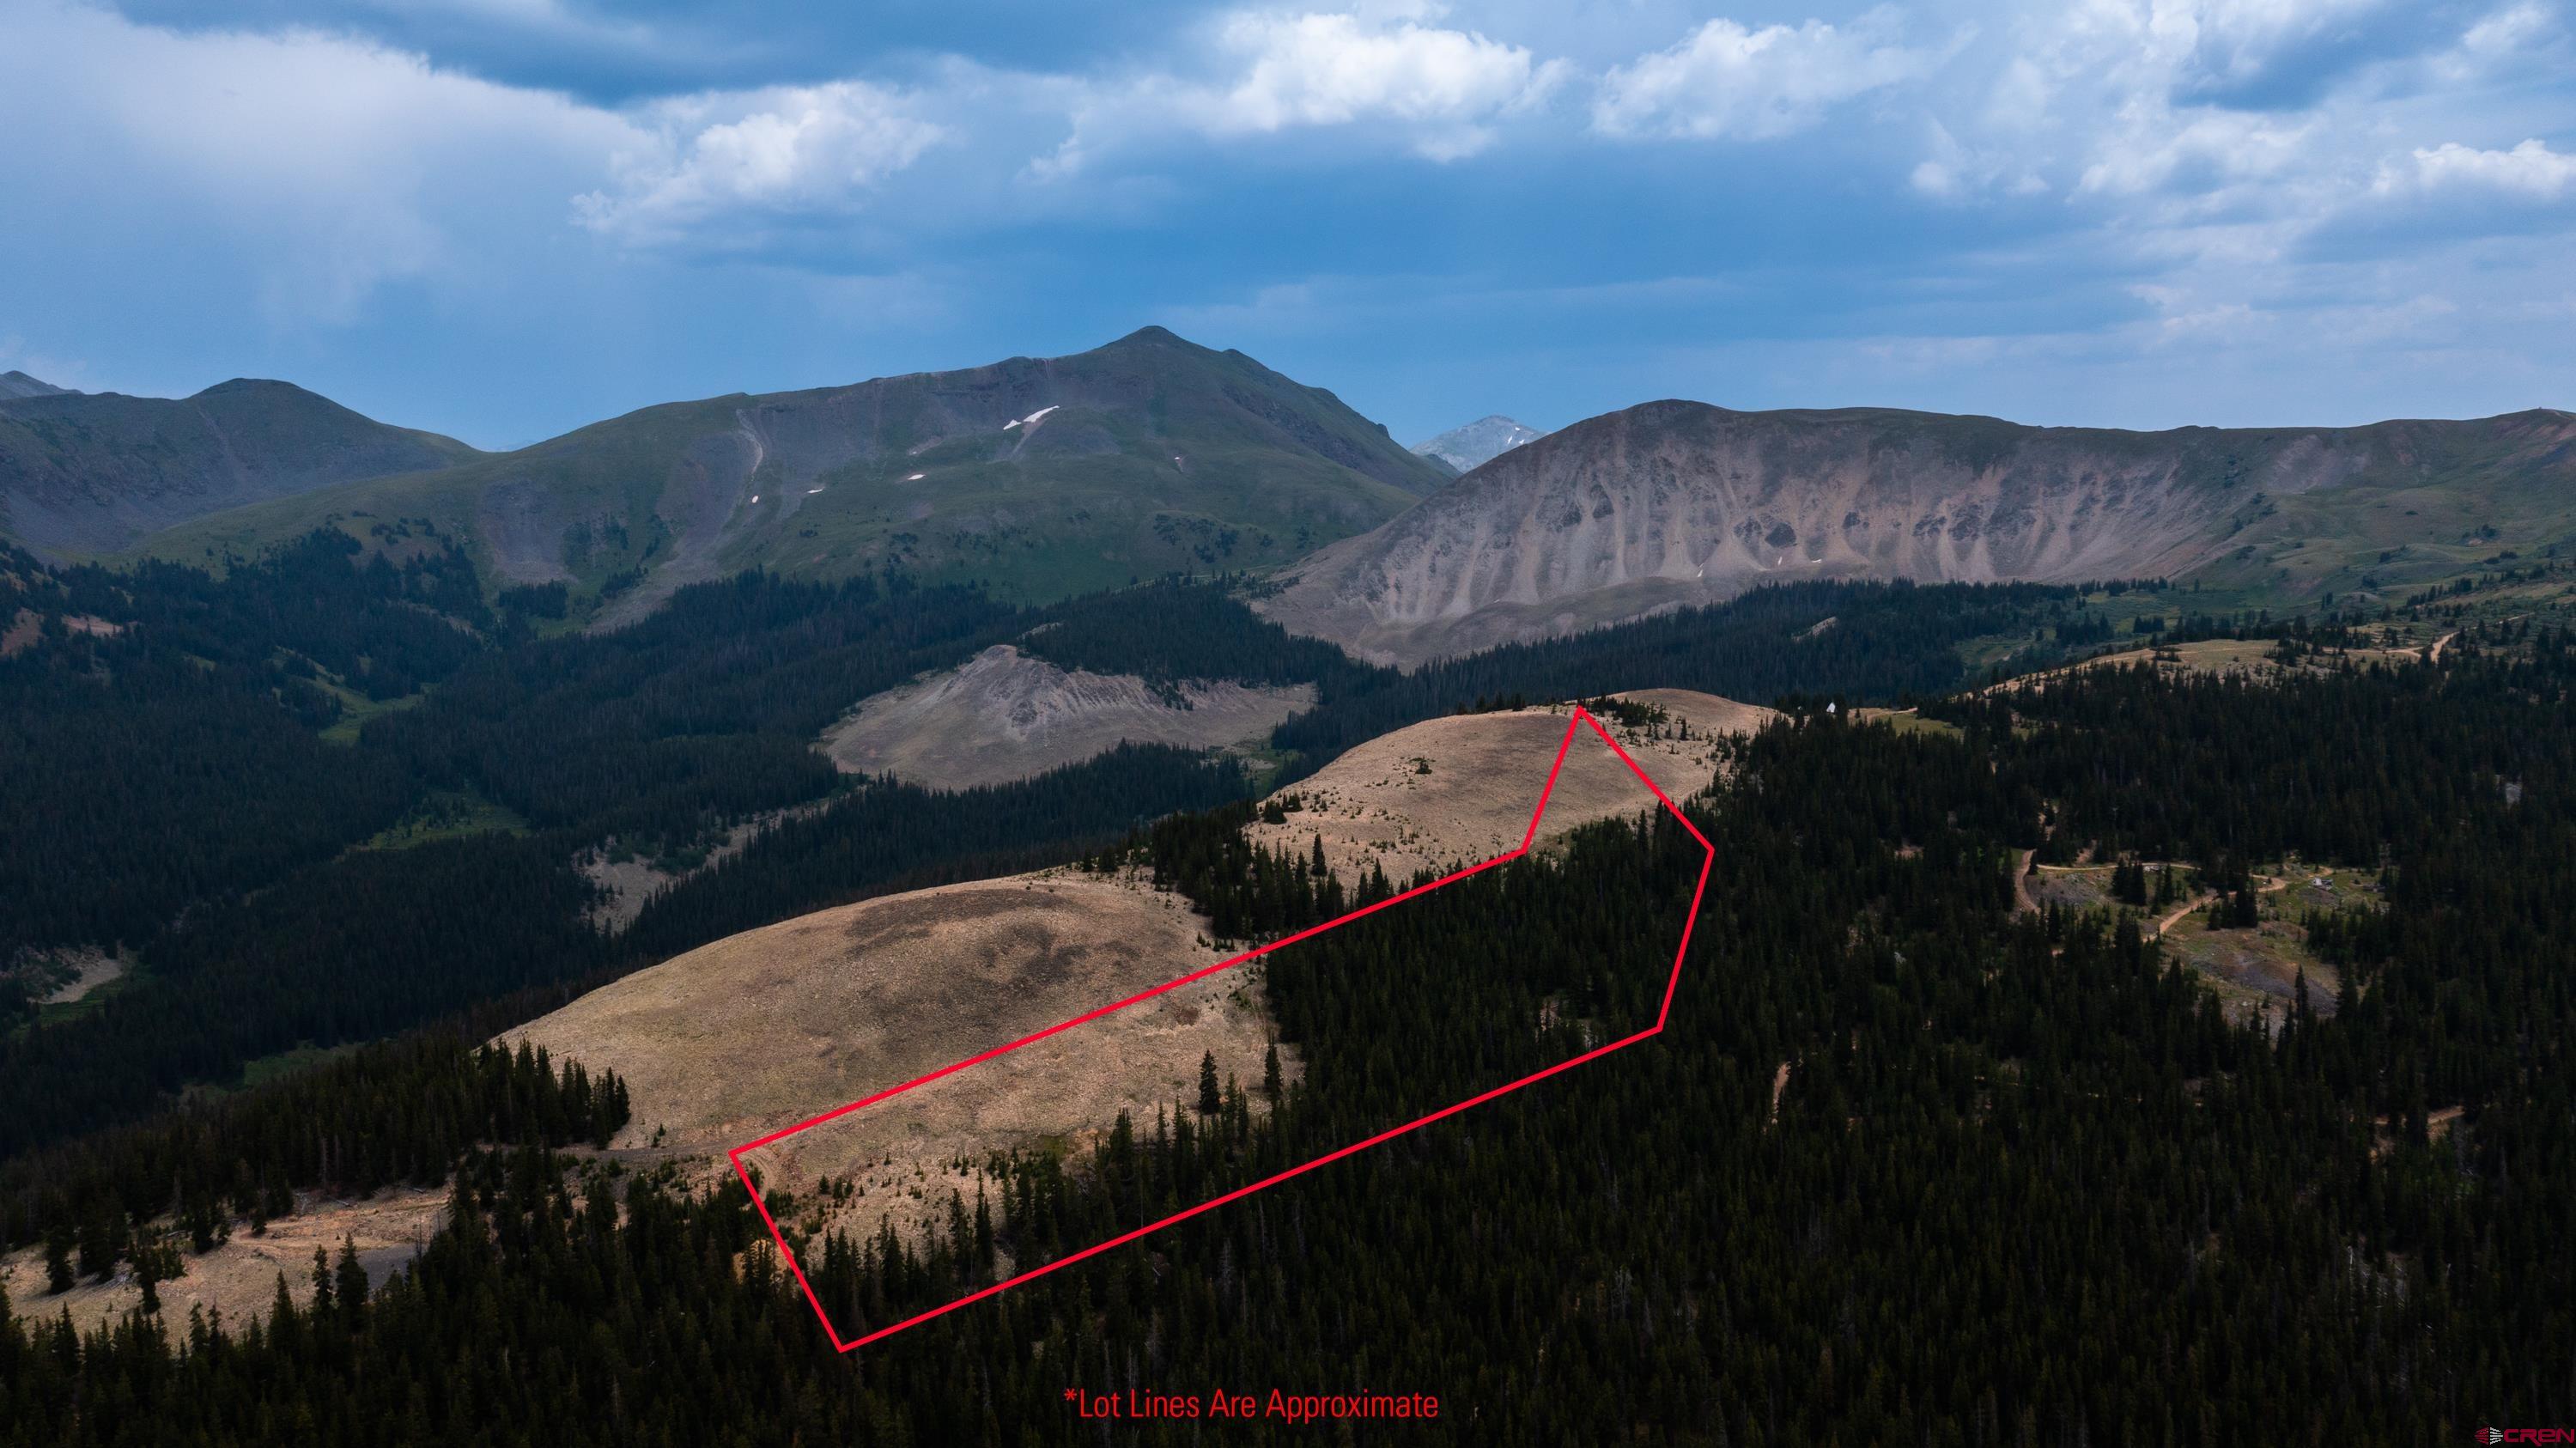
730;705;1715;1352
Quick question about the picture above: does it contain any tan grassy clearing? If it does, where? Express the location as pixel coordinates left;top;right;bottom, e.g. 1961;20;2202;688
1987;636;2427;697
0;609;122;658
0;1188;446;1339
1244;690;1774;885
513;871;1287;1234
1850;707;1963;739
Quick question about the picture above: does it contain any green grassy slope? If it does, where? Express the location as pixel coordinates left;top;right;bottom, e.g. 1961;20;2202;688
0;380;479;556
135;328;1448;608
2172;410;2576;605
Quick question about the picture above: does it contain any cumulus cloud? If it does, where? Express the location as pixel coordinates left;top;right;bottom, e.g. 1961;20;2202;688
1888;0;2569;239
1045;7;1564;170
574;82;947;241
2074;108;2317;198
7;0;2573;437
1591;11;1931;141
2444;1;2562;76
2381;138;2576;199
1206;9;1559;149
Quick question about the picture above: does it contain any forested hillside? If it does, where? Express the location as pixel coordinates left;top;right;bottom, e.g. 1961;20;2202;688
1;630;2567;1443
0;533;489;965
2;534;2105;1153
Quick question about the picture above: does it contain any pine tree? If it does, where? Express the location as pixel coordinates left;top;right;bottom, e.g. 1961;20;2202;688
76;1200;125;1282
42;1220;73;1295
1197;1052;1222;1116
334;1236;368;1326
309;1244;335;1319
133;1236;172;1314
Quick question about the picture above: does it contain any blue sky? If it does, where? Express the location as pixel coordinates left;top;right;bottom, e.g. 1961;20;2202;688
1;0;2571;450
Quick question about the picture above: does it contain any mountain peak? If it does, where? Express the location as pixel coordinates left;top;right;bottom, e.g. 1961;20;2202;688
1412;415;1545;474
1103;325;1191;350
192;377;319;400
0;377;475;557
0;370;73;401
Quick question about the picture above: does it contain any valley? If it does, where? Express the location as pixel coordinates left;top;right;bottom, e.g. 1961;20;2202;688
3;547;2565;1439
13;16;2571;1434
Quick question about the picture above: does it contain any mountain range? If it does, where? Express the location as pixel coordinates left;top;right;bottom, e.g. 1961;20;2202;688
7;334;2570;659
131;327;1449;617
1261;399;2576;663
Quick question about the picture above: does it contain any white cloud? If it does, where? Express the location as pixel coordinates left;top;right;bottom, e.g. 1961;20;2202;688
1910;117;2047;198
2075;107;2316;198
1592;11;1932;141
1046;7;1564;170
6;0;2572;435
1206;10;1559;143
575;82;947;241
0;1;636;323
2382;138;2576;199
2449;1;2560;72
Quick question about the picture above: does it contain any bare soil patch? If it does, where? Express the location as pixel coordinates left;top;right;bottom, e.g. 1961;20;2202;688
33;947;127;1005
2160;907;2340;1028
820;644;1313;790
576;800;829;932
0;609;121;658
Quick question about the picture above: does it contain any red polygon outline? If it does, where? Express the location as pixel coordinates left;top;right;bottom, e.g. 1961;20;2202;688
730;705;1714;1351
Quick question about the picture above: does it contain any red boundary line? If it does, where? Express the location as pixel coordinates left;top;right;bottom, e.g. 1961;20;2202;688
729;705;1715;1352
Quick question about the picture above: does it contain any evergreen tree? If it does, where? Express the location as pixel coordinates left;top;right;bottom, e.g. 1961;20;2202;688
41;1221;72;1295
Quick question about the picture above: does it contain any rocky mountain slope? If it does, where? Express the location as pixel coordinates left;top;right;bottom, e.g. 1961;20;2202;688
138;328;1450;616
819;642;1311;790
0;378;479;556
1265;399;2576;665
1413;414;1544;473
